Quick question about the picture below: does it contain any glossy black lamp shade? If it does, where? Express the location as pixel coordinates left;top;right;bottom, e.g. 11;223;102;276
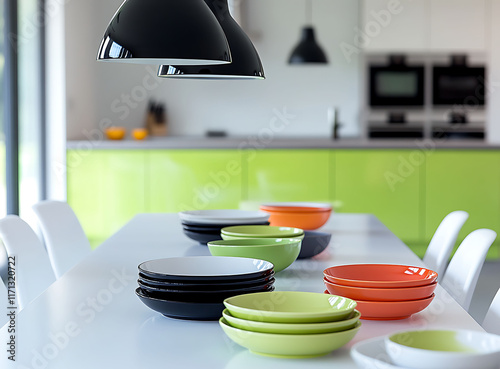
289;27;328;64
157;0;265;79
97;0;232;65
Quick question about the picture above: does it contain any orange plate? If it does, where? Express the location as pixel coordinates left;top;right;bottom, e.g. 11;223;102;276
324;290;435;320
260;207;331;231
324;278;437;302
323;264;438;288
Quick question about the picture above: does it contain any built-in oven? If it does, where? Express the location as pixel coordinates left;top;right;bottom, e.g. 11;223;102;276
432;55;486;106
369;56;425;107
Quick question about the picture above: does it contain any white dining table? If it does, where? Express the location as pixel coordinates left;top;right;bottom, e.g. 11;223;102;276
1;213;485;369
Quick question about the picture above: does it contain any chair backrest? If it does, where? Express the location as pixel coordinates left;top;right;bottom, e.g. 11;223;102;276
423;211;469;279
0;215;56;309
0;279;7;326
483;288;500;335
32;200;91;278
441;229;497;311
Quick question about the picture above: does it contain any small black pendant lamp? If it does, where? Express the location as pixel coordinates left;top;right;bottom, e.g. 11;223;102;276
97;0;232;65
157;0;265;80
288;0;328;64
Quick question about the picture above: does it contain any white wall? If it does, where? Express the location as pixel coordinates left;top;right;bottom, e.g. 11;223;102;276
65;0;361;140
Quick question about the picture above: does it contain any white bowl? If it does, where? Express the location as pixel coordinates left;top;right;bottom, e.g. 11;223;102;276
385;329;500;369
178;210;270;225
351;336;402;369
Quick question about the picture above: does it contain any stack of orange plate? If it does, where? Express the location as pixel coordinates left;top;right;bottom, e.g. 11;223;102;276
323;264;438;320
259;202;332;230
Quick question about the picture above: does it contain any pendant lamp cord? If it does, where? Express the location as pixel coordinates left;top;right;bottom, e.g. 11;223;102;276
306;0;312;25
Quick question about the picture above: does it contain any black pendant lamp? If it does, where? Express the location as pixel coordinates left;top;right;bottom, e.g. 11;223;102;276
97;0;232;65
158;0;265;80
288;0;328;64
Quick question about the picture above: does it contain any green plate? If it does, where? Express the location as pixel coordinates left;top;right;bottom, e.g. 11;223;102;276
207;238;301;272
221;225;304;238
223;291;357;323
219;318;361;358
222;309;361;334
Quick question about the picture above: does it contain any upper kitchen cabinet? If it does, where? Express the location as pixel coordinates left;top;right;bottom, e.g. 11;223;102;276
361;0;428;51
429;0;487;52
361;0;487;52
148;150;243;213
245;150;330;203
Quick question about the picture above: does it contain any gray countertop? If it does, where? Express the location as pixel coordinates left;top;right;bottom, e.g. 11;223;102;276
66;136;500;150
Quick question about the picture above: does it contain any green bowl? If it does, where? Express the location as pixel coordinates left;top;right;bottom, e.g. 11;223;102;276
219;317;361;358
207;238;301;272
223;291;357;323
221;225;304;239
222;308;361;334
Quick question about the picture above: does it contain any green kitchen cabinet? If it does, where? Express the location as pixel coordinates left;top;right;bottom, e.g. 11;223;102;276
425;151;500;259
245;150;330;203
148;150;243;212
67;150;147;248
334;150;422;244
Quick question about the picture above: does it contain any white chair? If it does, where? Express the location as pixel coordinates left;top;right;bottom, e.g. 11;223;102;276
483;288;500;335
423;211;469;278
0;215;56;309
441;229;497;311
0;279;7;326
32;200;91;279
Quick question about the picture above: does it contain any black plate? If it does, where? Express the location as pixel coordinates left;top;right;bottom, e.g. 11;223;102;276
181;220;270;229
136;288;225;321
138;277;275;296
298;231;331;259
138;271;275;290
183;229;222;245
138;256;275;282
182;225;221;234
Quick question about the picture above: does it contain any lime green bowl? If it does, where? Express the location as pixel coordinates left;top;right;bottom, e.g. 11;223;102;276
222;308;361;334
207;238;301;273
221;225;304;240
223;291;357;323
220;317;361;358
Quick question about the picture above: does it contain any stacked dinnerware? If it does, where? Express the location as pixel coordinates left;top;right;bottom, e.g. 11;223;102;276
220;225;304;241
220;291;361;358
207;238;301;272
135;256;275;320
178;210;270;245
259;202;332;230
323;264;438;320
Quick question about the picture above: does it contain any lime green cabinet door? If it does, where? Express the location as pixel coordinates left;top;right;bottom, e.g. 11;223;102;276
334;150;422;243
148;150;243;212
245;150;330;203
67;150;147;248
425;151;500;258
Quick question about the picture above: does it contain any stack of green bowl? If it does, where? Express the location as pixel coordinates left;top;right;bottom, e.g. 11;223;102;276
220;225;305;241
220;291;361;358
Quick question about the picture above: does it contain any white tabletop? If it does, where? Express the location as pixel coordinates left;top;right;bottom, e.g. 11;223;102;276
1;214;484;369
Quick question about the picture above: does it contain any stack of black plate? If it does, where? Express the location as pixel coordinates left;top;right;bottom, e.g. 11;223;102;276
179;210;270;245
136;256;275;320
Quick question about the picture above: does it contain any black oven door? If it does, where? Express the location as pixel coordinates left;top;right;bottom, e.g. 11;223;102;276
369;66;425;107
432;66;486;106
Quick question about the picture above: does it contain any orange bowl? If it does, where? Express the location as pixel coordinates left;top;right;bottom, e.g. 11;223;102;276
132;128;148;140
324;278;437;302
105;127;126;140
324;290;435;320
323;264;438;289
259;203;332;230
